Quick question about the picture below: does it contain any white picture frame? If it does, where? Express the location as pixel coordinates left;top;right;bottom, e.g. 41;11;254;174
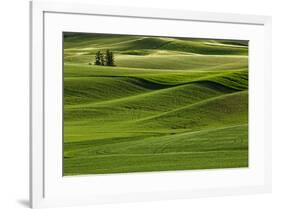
30;1;272;208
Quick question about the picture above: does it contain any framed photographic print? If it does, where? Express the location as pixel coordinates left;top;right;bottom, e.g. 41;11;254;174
30;1;272;208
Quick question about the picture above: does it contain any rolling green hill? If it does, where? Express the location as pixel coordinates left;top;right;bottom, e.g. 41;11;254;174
63;32;248;175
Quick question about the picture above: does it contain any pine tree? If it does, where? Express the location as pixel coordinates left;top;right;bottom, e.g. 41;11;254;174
100;53;105;66
95;51;101;65
110;51;114;66
105;49;111;66
105;50;115;66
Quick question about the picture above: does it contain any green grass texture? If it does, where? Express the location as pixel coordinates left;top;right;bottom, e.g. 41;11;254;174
63;33;248;175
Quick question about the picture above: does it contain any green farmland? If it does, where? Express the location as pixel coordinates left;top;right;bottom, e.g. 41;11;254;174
63;33;248;175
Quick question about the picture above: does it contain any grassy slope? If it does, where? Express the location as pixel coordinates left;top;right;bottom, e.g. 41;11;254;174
63;33;248;175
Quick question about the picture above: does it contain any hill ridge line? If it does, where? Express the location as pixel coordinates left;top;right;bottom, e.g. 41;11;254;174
128;90;248;124
67;149;248;159
64;62;247;73
65;76;244;109
64;123;248;144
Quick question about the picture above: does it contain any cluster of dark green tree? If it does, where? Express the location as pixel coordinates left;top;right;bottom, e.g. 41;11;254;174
94;50;115;66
